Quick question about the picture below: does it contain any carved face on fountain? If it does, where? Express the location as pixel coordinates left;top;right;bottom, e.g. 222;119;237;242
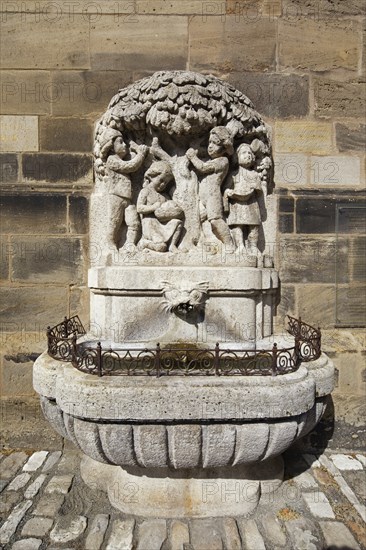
161;281;209;316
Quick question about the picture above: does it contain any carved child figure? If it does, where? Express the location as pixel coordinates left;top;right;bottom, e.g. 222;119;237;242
186;127;234;248
102;128;148;248
223;143;262;255
137;161;184;253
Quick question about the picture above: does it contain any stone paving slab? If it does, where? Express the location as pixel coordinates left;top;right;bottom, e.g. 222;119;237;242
0;448;365;549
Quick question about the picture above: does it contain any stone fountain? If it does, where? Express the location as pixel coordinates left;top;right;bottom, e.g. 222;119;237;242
33;71;335;518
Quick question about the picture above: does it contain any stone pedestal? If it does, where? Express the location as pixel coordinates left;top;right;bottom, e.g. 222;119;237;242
80;455;284;518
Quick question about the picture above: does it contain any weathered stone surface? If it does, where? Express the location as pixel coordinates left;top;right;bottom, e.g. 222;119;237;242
6;472;31;491
0;452;28;480
275;154;308;186
228;73;309;118
40;117;93;152
85;514;109;550
24;474;47;499
42;451;62;472
295;196;365;234
314;79;366;118
302;491;335;518
0;115;38;152
51;70;133;116
10;236;84;284
202;425;236;468
285;517;321;550
190;16;276;72
238;519;265;550
222;518;241;550
260;514;287;546
0;500;32;544
168;425;201;469
0;70;51;115
319;521;361;550
90;16;188;71
336;123;366;152
137;520;167;550
330;454;363;470
69;195;89;235
22;153;92;183
22;516;54;537
310;155;361;186
2;356;39;398
0;286;68;327
279;214;294;233
33;493;64;517
279;237;348;283
282;0;365;16
50;515;87;543
45;474;74;494
0;194;67;234
105;518;135;550
170;520;190;550
227;0;282;16
0;490;21;514
134;425;168;468
0;153;19;183
297;285;336;328
0;14;89;69
12;539;42;550
190;519;223;550
279;196;295;213
23;451;48;471
278;18;360;71
275;121;332;154
137;0;226;14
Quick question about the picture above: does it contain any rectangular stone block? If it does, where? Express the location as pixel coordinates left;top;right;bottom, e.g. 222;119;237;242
278;18;359;71
40;118;93;152
0;194;67;234
0;115;38;152
296;196;365;234
1;354;39;397
0;153;19;183
0;14;90;69
189;15;276;72
90;16;188;71
274;153;308;185
137;0;226;14
314;79;366;118
68;195;89;235
0;286;69;327
279;236;349;283
228;73;309;118
336;287;366;327
0;1;135;16
51;70;133;116
336;123;366;152
0;236;10;280
10;236;84;284
297;285;336;328
310;156;362;186
275;121;332;154
0;70;51;115
279;214;294;233
279;196;295;213
352;237;366;283
22;153;93;184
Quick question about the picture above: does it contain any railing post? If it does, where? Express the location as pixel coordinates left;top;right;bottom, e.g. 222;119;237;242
97;342;102;377
156;343;161;378
71;333;77;364
294;334;300;364
271;343;278;376
63;316;68;338
47;326;51;353
214;342;220;375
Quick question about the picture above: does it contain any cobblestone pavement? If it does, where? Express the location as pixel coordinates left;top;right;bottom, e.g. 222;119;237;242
0;447;365;549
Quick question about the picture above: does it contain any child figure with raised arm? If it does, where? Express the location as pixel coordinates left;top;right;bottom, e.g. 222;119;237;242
186;126;234;248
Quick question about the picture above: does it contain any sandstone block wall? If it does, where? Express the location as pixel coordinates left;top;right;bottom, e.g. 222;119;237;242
0;0;365;445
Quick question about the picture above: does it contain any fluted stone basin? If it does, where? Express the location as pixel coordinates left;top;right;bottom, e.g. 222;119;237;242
34;351;334;517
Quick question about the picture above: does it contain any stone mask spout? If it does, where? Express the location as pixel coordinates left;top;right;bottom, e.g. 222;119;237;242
161;281;209;317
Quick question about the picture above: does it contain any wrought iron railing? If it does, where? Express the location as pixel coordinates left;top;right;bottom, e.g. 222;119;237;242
46;315;321;377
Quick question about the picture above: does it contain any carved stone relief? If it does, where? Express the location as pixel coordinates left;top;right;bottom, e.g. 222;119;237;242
93;71;273;265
